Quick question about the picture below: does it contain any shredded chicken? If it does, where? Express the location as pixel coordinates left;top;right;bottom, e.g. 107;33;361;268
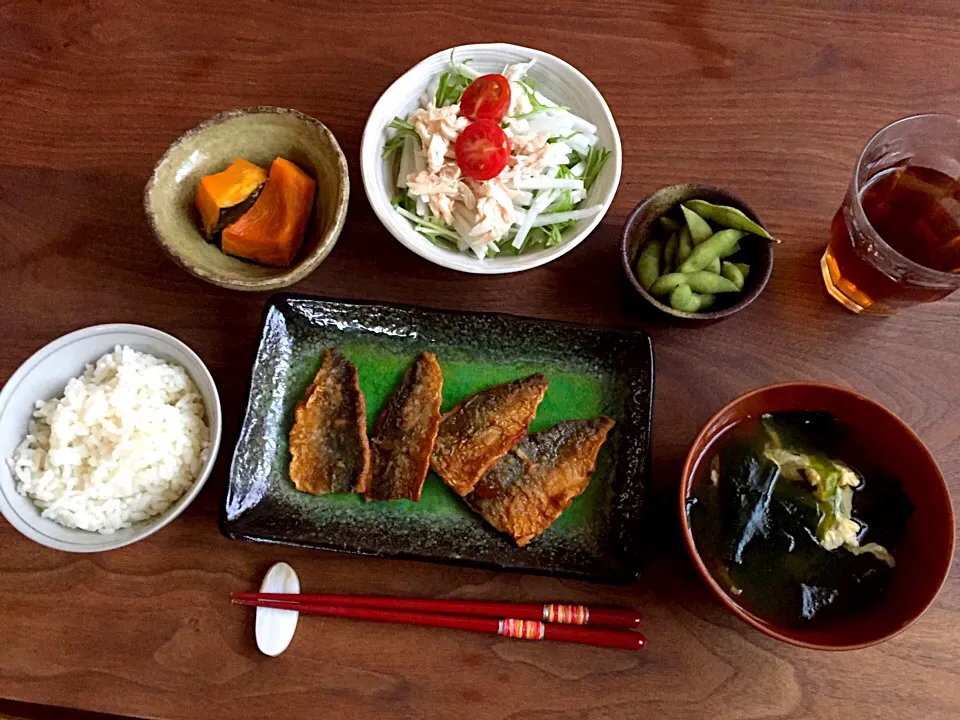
407;168;459;197
397;61;584;252
406;127;549;247
426;135;447;173
457;181;476;211
407;166;462;224
466;180;516;247
504;128;548;156
409;102;470;173
405;125;559;244
523;142;571;174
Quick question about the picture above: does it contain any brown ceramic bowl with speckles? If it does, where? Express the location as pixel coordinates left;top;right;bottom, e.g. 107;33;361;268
144;107;349;292
680;382;955;650
621;183;774;322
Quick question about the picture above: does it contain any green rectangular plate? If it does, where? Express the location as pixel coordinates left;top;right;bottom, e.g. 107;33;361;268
221;294;653;584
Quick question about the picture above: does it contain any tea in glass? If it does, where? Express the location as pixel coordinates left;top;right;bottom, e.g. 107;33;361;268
823;114;960;315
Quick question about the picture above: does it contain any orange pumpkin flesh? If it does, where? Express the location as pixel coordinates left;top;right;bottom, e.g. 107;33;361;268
221;158;316;268
194;158;267;238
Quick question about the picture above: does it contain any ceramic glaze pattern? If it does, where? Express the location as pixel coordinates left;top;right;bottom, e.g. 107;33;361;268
144;107;349;291
222;295;653;583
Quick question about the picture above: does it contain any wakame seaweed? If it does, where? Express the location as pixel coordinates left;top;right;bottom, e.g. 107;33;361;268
688;411;912;626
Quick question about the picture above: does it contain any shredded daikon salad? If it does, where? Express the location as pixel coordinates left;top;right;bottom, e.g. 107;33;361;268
382;54;611;259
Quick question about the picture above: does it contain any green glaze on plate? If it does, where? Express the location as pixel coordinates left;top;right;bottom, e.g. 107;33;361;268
223;295;653;583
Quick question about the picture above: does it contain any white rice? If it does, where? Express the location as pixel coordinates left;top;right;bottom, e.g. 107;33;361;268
8;346;210;534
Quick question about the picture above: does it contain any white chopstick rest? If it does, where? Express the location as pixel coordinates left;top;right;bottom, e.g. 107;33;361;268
255;562;300;657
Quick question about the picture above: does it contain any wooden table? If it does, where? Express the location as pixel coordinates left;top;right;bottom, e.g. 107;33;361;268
2;1;958;718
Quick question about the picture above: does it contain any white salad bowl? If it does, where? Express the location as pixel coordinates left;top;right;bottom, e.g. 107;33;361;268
361;43;622;274
0;324;222;553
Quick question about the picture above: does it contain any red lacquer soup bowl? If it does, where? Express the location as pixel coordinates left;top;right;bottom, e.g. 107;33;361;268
680;382;954;650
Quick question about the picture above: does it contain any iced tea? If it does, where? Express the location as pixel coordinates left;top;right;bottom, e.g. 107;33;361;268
822;115;960;315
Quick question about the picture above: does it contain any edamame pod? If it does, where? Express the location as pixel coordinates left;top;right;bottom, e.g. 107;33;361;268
659;216;682;233
733;262;751;278
707;257;722;274
636;239;664;290
683;199;775;241
721;261;745;290
681;204;713;244
669;284;699;313
697;293;716;310
649;272;689;297
677;226;693;264
685;271;740;294
678;229;746;273
663;232;679;272
720;242;742;259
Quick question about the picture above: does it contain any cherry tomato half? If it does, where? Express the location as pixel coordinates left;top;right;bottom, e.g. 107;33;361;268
455;120;511;181
459;74;511;122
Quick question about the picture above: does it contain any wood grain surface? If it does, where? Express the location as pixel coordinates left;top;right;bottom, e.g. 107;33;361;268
2;1;959;718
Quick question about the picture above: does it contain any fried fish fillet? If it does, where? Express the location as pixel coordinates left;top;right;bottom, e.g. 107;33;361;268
366;352;444;502
288;349;371;495
430;374;549;497
466;417;615;546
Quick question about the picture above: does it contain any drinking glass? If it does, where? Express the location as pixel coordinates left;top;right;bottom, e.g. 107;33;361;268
822;114;960;315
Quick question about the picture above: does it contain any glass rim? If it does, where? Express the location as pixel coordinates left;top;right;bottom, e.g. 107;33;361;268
851;112;960;284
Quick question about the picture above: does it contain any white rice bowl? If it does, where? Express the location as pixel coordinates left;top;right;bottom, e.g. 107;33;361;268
8;345;210;534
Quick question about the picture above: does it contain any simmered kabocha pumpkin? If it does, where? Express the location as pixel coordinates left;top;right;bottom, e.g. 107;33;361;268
193;158;268;239
221;158;316;267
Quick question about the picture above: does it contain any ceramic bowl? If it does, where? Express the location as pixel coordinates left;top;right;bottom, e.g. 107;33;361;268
361;43;622;274
145;107;349;291
0;324;223;552
621;184;774;322
680;382;954;650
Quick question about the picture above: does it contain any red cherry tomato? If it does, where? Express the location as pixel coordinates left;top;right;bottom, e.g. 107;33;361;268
459;74;511;121
455;120;511;181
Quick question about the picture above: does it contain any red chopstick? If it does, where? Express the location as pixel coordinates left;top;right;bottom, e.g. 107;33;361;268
231;592;641;629
232;598;645;650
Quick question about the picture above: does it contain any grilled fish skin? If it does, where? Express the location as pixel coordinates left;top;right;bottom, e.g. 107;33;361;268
466;417;615;546
366;352;443;502
288;349;371;495
430;374;549;497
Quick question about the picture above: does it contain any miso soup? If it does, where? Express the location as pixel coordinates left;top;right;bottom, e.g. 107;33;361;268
687;411;913;626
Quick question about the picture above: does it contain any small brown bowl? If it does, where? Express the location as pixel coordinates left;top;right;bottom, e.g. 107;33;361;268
680;382;955;650
144;107;349;292
621;184;774;322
